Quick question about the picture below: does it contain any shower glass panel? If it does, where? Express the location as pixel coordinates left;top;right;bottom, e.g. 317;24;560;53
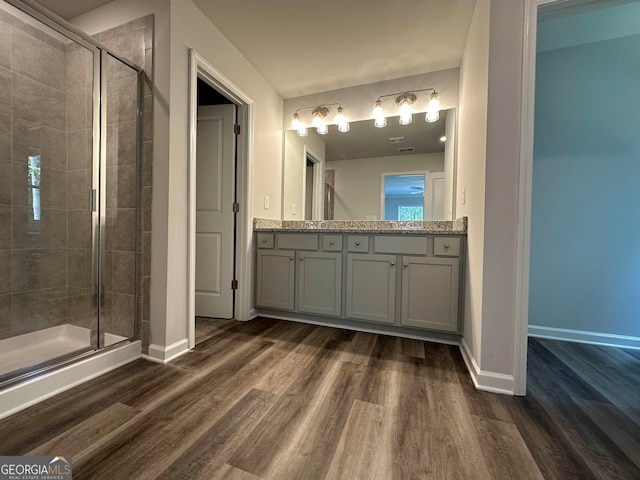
0;0;140;384
102;53;139;347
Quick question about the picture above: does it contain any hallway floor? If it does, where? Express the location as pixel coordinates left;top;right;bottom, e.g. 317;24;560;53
0;318;638;479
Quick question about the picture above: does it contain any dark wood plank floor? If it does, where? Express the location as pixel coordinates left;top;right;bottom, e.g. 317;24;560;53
1;318;639;479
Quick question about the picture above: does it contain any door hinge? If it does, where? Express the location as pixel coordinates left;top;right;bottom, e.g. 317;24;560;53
234;124;241;135
232;202;240;213
231;279;239;290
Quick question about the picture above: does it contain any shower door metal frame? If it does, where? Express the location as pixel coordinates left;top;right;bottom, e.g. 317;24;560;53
0;0;144;385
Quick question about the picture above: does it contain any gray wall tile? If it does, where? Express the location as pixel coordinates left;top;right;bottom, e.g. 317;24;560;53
12;73;66;130
12;27;66;91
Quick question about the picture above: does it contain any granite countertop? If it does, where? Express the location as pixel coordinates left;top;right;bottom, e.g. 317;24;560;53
253;217;467;235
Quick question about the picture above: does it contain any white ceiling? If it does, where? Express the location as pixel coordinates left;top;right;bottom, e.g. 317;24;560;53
34;0;113;20
36;0;477;99
192;0;477;98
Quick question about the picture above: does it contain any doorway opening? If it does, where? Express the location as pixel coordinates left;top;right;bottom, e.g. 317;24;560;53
193;79;236;345
188;50;254;349
516;0;640;394
303;149;324;221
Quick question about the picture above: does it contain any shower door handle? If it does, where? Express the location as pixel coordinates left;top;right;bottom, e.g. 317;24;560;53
89;189;97;212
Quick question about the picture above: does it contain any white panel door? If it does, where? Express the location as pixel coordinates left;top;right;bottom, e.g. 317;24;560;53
195;104;235;318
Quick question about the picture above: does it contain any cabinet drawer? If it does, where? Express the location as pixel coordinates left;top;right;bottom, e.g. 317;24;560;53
256;233;274;249
374;236;428;255
322;235;343;251
347;236;369;252
433;237;461;257
277;234;319;250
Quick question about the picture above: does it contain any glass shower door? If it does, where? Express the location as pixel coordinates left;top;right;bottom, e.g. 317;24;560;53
100;53;140;347
0;0;100;381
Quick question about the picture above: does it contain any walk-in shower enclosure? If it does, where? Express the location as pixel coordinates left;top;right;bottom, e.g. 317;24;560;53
0;0;141;385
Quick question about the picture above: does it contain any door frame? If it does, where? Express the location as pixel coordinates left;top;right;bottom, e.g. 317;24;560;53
514;0;559;395
302;146;324;221
187;49;254;348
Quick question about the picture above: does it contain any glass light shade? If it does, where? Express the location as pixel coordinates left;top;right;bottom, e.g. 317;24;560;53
291;113;302;130
427;92;440;112
373;100;386;128
425;110;439;123
311;114;323;129
338;122;350;133
296;126;308;137
334;107;346;125
399;101;413;125
316;124;328;135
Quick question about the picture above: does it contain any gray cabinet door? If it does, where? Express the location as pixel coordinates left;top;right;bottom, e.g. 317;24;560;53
255;250;295;310
297;252;342;316
401;256;460;332
346;254;396;323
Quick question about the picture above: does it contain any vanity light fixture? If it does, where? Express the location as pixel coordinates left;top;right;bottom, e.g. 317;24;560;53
373;87;440;127
291;103;349;136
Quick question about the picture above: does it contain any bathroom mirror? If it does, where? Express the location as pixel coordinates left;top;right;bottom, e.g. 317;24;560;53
282;109;457;221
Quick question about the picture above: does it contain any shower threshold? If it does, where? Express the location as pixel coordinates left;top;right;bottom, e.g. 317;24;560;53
0;324;127;378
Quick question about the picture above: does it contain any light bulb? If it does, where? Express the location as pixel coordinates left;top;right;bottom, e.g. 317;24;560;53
440;135;446;142
297;126;308;137
399;100;413;125
373;100;386;128
317;124;328;135
291;113;302;130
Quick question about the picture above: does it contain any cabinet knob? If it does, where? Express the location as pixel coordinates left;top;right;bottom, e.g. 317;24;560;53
262;239;267;243
330;241;335;245
289;256;293;260
355;241;360;246
444;244;450;249
299;257;304;261
390;262;395;266
404;263;409;268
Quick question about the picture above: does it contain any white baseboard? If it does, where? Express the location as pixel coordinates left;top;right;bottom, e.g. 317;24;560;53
459;339;514;395
528;325;640;350
0;341;141;420
143;338;190;364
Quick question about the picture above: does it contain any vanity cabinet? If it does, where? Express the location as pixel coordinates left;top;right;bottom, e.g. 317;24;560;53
255;249;295;310
297;251;342;316
401;256;459;332
255;231;465;335
255;234;341;316
346;254;396;323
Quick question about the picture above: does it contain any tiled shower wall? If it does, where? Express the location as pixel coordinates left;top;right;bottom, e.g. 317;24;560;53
0;10;75;340
93;16;153;352
0;8;153;352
